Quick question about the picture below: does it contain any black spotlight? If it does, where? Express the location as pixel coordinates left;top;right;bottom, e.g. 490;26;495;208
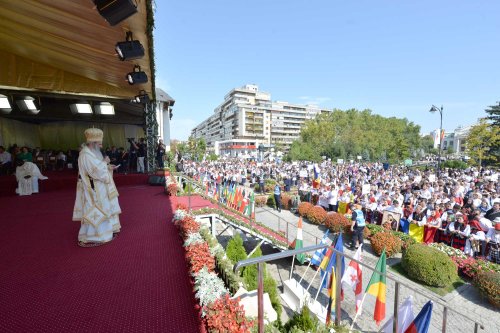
116;32;145;61
94;0;138;26
127;65;148;85
134;90;150;104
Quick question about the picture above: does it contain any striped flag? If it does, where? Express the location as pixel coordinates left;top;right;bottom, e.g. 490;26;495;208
404;301;433;333
319;234;345;288
320;233;345;289
365;249;387;325
293;217;306;264
313;164;321;188
341;245;363;312
380;295;415;333
310;230;331;266
325;265;336;325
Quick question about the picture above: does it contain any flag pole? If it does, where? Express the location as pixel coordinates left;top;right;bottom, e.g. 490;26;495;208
297;260;313;284
313;269;329;302
289;255;296;280
350;293;368;331
305;266;321;292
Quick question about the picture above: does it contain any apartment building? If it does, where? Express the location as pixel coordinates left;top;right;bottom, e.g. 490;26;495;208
191;84;331;157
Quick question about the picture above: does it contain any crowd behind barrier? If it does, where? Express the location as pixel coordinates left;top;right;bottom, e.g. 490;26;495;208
0;139;158;176
178;158;500;263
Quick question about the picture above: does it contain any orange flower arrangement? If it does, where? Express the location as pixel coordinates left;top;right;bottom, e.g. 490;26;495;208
324;212;351;233
370;231;402;257
298;202;314;217
306;206;328;225
186;242;215;274
255;196;268;207
280;193;292;210
177;216;200;240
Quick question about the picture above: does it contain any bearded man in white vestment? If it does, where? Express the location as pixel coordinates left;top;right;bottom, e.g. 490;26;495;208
73;128;121;247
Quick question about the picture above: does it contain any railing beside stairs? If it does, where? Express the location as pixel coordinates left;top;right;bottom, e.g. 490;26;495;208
234;244;485;333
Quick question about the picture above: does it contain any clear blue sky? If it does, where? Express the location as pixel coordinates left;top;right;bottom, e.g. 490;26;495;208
154;0;499;141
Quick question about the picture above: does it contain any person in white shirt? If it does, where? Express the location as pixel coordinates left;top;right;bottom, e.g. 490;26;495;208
318;187;329;210
328;185;338;212
385;200;403;216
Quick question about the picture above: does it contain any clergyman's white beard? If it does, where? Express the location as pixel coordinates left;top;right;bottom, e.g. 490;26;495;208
87;143;103;160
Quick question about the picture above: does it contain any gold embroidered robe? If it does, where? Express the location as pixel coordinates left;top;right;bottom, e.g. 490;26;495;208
73;146;121;243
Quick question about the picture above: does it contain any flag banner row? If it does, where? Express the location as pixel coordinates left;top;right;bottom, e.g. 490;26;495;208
204;181;255;218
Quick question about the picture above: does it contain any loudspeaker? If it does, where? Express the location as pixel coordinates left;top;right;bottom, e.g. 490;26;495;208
94;0;138;26
148;175;165;186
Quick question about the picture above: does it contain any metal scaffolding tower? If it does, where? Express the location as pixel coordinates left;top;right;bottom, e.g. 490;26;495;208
144;101;158;173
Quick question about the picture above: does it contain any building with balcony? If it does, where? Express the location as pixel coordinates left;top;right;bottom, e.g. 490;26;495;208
191;84;332;156
431;125;471;155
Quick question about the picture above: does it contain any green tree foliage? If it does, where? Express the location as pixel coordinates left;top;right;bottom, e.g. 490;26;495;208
466;118;500;166
226;234;247;264
283;306;317;332
176;142;188;157
187;136;207;161
420;135;436;154
243;246;264;290
485;102;500;159
485;102;500;127
207;152;218;161
241;246;282;320
286;109;422;163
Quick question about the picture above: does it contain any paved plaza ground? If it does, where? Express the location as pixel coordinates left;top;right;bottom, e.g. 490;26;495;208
214;205;499;333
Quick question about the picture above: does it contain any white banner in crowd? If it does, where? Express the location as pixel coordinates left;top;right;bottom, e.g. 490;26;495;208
299;170;308;178
362;184;371;195
428;174;436;182
337;159;344;164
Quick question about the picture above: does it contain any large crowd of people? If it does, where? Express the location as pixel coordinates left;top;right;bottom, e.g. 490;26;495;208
179;158;500;263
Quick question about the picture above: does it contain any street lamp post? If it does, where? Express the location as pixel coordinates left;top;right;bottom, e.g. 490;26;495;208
429;105;443;178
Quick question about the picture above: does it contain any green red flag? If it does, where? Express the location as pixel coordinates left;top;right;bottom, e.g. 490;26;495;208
365;249;386;325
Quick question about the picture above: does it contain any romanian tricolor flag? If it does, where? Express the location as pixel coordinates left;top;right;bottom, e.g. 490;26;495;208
313;164;321;189
404;301;433;333
365;249;386;325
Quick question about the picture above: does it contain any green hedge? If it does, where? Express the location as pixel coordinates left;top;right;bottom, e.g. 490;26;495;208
242;247;282;320
267;194;276;208
402;244;458;287
441;160;468;169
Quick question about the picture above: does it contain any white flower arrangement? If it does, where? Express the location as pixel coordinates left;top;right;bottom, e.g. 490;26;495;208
193;267;228;316
428;242;467;259
184;232;204;247
173;209;187;222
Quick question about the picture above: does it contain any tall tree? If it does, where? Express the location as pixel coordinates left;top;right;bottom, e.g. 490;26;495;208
485;102;500;127
286;108;422;163
466;118;500;166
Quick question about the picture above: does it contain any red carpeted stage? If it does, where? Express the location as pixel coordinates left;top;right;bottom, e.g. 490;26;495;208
0;180;203;332
0;170;150;197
